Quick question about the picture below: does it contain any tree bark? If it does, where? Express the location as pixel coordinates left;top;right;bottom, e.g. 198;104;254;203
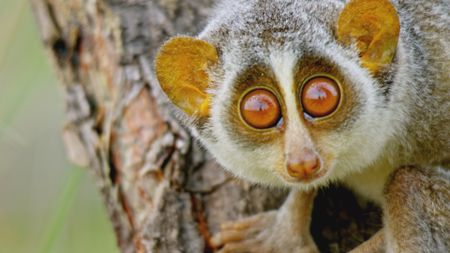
30;1;382;252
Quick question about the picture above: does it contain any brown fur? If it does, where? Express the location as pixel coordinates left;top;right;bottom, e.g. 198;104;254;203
383;167;450;252
226;65;285;146
293;56;360;132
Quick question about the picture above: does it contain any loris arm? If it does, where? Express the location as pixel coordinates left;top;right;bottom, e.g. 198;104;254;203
351;166;450;253
211;190;319;253
210;165;450;253
382;166;450;253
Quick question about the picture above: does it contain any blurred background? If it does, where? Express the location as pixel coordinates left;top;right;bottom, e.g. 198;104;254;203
0;1;119;252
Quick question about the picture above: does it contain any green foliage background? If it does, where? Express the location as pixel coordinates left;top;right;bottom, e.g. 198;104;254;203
0;1;119;252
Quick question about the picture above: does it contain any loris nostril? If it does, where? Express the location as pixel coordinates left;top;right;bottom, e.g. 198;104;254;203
286;154;321;180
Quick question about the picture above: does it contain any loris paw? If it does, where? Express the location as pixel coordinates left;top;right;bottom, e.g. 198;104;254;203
211;211;318;253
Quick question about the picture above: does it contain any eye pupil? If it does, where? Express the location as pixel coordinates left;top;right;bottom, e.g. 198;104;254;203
301;77;340;118
240;89;281;129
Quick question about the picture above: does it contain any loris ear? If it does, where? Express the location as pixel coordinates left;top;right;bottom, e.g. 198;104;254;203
336;0;400;74
155;36;218;117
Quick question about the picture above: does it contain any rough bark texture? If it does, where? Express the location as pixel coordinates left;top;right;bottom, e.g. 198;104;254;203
30;1;382;252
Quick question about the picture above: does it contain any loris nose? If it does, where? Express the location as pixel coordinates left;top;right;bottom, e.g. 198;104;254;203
286;149;320;180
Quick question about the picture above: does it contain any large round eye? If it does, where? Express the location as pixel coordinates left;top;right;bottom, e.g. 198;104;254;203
301;76;341;118
240;89;282;129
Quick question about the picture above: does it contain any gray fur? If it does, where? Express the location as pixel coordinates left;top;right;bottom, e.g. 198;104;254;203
158;0;450;252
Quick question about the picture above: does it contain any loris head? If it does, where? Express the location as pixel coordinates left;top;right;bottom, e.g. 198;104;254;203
155;0;402;189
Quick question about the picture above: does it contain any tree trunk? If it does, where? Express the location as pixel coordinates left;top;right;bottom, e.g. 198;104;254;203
30;1;382;252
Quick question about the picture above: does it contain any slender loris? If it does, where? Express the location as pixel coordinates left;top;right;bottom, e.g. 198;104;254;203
155;0;450;252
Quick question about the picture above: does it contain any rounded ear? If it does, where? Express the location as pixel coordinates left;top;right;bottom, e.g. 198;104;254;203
155;36;218;117
336;0;400;74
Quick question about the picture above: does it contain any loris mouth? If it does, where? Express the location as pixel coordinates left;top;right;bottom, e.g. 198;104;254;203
280;168;328;185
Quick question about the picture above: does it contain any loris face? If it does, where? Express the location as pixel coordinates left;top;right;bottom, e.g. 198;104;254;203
155;0;402;189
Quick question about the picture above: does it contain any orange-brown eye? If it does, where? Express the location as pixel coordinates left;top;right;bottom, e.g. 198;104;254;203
301;76;341;118
240;89;281;129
